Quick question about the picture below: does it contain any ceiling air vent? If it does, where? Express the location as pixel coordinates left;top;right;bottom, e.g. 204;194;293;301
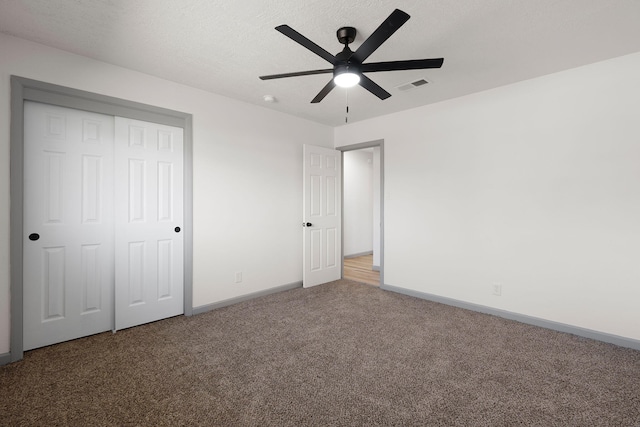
396;78;429;91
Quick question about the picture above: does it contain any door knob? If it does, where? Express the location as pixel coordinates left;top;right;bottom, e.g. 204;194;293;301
29;233;40;241
175;227;181;233
302;222;312;227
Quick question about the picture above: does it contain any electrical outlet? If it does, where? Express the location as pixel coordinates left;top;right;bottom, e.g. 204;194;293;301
492;282;502;296
235;271;242;283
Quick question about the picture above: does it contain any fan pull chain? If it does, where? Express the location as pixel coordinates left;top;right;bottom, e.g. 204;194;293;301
345;89;349;123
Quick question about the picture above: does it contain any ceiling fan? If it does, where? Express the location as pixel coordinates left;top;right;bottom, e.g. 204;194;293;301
259;9;444;103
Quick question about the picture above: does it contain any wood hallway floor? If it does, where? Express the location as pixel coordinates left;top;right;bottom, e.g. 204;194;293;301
343;254;380;286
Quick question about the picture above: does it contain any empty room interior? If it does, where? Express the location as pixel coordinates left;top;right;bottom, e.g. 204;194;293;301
1;1;640;425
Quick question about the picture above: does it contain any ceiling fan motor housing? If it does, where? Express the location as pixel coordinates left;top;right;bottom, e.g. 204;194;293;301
334;44;361;79
334;62;359;78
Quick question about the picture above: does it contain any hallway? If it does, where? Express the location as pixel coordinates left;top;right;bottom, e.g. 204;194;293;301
343;254;379;286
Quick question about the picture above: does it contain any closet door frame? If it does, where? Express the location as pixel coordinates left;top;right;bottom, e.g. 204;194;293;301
9;76;194;363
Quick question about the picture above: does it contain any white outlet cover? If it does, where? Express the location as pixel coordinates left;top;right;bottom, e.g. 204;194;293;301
492;283;502;296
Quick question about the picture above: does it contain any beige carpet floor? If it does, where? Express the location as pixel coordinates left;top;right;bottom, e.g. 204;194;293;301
1;279;639;426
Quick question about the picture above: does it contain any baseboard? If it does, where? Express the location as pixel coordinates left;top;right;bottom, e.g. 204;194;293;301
382;284;640;351
0;352;11;366
372;265;380;272
344;251;373;259
192;281;303;315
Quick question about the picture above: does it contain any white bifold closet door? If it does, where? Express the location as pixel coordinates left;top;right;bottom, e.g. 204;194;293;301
23;102;183;351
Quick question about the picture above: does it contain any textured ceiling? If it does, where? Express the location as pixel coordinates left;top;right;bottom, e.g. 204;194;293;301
1;0;640;127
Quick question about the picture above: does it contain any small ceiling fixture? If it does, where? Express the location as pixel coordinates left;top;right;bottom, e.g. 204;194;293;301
263;95;276;103
259;9;444;103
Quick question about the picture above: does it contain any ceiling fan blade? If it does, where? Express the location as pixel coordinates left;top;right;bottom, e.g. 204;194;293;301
311;79;336;103
361;58;444;73
276;25;336;65
351;9;410;64
259;69;333;80
358;75;391;100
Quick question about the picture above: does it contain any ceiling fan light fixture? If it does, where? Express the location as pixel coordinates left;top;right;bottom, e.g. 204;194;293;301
260;9;444;103
334;70;360;88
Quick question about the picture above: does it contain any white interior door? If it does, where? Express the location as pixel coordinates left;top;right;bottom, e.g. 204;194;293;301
303;144;341;287
23;102;115;350
114;117;184;330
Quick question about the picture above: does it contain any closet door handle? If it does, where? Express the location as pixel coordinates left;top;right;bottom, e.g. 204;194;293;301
29;233;40;241
175;227;181;233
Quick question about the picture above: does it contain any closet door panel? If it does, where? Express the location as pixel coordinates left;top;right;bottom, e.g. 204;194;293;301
114;118;184;330
23;102;114;350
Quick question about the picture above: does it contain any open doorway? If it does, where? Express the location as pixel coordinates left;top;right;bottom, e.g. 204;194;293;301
339;141;383;287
